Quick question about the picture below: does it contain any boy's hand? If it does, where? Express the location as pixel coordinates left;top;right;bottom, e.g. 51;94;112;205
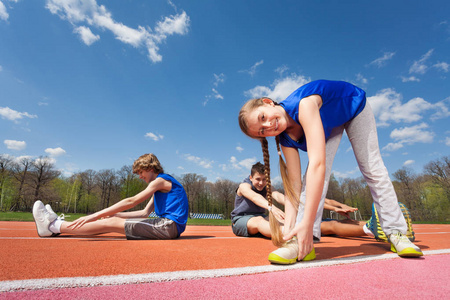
68;214;99;230
271;206;285;223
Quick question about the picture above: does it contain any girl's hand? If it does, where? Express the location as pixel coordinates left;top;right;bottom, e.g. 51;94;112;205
283;222;314;260
67;214;99;230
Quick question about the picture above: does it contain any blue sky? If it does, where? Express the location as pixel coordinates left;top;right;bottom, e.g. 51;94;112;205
1;0;449;183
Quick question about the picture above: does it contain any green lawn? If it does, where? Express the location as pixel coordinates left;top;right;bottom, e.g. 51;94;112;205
0;211;231;226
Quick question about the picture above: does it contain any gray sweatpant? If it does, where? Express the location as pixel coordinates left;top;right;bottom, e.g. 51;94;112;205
296;102;407;239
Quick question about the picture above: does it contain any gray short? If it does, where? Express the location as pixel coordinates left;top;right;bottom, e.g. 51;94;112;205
124;218;178;240
231;214;267;237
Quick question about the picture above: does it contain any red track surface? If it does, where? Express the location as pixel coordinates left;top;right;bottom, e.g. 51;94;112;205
1;222;449;298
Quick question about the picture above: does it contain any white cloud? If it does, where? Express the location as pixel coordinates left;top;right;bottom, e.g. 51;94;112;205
434;61;450;73
213;73;225;87
46;0;190;63
229;156;256;170
203;73;225;106
382;142;404;152
332;167;359;179
390;123;434;145
356;73;368;85
368;89;446;127
239;60;264;77
275;65;289;76
431;98;450;120
74;26;100;45
401;76;420;83
145;132;164;141
445;137;450;146
0;106;37;123
245;74;310;101
182;153;213;169
409;49;434;74
403;160;415;166
4;139;26;151
369;52;396;68
0;1;9;21
0;65;2;72
35;157;56;165
236;146;244;152
45;147;66;157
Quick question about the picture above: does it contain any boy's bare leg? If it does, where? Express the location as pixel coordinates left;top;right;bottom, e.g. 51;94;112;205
61;217;126;236
247;216;272;238
320;220;366;237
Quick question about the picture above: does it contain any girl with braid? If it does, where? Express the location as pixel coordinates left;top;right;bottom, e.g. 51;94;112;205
238;80;423;264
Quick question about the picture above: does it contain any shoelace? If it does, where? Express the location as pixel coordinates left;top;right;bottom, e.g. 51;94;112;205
392;232;410;244
58;213;65;221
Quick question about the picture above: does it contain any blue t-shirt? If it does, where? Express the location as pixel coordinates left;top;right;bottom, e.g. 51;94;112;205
230;176;267;218
153;173;189;236
279;80;366;151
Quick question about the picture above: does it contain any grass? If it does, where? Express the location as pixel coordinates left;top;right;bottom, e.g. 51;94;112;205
0;211;232;226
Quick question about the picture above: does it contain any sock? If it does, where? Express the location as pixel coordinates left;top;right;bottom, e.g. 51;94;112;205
49;219;63;234
363;224;374;237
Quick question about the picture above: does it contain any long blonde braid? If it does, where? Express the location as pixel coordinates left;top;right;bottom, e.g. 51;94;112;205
275;135;300;209
261;137;284;247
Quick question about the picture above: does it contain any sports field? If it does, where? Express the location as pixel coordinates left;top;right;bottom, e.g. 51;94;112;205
0;222;449;298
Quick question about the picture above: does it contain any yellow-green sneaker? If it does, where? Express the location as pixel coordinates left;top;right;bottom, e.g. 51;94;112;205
389;231;423;257
268;238;315;264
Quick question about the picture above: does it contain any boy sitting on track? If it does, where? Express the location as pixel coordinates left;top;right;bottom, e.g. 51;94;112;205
32;153;189;240
231;162;285;238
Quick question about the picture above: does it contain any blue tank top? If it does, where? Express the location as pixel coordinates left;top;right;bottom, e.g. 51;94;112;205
230;177;267;218
153;173;189;235
279;80;366;151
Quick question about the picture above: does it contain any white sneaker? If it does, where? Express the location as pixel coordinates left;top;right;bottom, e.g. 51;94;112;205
267;238;316;265
45;204;65;221
389;230;423;257
268;238;298;264
32;201;57;237
45;204;64;236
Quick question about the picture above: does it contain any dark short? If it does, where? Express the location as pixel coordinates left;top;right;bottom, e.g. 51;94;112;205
124;218;178;240
231;214;267;237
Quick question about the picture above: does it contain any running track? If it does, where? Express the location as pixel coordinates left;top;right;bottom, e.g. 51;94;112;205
0;222;449;298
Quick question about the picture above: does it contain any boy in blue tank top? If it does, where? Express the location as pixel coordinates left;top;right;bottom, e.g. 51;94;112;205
239;80;423;264
32;153;189;240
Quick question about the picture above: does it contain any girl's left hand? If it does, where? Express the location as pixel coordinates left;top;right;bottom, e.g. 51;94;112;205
283;222;314;260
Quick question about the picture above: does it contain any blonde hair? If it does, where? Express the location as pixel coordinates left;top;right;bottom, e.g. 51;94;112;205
240;99;300;247
132;153;164;174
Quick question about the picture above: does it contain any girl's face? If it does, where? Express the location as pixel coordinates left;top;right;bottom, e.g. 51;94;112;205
246;100;287;137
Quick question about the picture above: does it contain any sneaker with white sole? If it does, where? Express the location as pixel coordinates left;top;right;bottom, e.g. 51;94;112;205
32;200;57;237
389;230;423;257
45;204;64;237
268;237;316;264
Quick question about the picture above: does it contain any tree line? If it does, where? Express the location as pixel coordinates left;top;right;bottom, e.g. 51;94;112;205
0;154;448;222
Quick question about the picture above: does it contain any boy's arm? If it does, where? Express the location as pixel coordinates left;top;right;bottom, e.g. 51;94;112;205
324;198;358;218
239;183;285;223
69;178;170;229
271;190;286;206
114;195;155;219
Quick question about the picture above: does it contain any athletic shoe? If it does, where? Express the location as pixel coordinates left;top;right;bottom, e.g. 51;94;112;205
32;200;57;237
366;203;416;242
268;237;316;264
389;230;423;257
365;203;387;242
45;204;64;237
399;202;415;242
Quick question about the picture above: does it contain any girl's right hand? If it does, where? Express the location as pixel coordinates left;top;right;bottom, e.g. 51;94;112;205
283;222;314;260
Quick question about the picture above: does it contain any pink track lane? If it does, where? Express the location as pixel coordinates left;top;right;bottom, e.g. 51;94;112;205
2;254;449;299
